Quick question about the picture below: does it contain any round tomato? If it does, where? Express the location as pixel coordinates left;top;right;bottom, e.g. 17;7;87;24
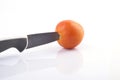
56;20;84;49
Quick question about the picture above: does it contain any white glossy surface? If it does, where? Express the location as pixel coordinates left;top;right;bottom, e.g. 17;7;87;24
0;0;120;80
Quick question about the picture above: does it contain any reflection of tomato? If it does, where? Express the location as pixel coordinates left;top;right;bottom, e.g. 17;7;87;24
56;20;84;49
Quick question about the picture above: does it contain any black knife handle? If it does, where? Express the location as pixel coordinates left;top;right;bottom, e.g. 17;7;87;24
27;32;59;49
0;38;27;53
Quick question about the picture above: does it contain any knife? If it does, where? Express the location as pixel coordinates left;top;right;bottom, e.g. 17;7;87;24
0;32;59;53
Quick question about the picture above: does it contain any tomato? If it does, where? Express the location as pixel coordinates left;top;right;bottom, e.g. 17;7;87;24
56;20;84;49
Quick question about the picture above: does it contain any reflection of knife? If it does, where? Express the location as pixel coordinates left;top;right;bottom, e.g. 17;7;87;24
0;32;59;52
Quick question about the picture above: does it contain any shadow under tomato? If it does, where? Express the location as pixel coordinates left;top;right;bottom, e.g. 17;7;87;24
56;48;83;74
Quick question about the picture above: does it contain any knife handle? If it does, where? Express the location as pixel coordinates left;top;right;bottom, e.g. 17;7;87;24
0;38;27;52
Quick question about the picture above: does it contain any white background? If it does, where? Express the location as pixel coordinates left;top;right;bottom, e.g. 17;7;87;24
0;0;120;80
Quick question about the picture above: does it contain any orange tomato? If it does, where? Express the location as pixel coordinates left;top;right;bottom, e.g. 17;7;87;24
56;20;84;49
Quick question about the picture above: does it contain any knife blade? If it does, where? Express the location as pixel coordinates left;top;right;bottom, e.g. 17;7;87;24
0;32;59;53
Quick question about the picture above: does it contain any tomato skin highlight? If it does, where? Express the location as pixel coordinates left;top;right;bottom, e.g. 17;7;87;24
56;20;84;49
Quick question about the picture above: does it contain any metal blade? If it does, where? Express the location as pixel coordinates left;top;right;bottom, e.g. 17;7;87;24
26;32;59;49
